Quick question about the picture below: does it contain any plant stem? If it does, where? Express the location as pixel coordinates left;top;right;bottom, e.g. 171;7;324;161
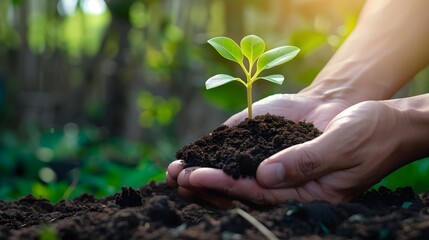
247;84;252;119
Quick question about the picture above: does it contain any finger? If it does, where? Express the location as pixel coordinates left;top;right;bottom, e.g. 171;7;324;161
177;170;234;208
167;160;185;180
177;186;197;200
166;171;178;187
186;168;302;204
257;142;325;188
177;167;200;187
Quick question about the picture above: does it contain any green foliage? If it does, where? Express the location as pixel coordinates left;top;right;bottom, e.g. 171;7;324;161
137;91;181;128
0;127;165;203
374;157;429;193
39;226;59;240
206;35;300;119
256;46;300;72
241;35;265;65
207;37;243;64
1;0;428;200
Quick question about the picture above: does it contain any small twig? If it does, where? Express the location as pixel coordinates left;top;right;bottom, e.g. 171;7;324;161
62;169;80;200
232;208;279;240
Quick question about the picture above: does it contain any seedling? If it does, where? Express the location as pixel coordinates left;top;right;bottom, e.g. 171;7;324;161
206;35;300;119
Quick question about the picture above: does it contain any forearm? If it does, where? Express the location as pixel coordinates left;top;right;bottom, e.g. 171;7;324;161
301;0;429;106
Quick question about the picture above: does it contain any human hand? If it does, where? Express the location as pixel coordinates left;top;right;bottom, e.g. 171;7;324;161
166;93;350;205
169;100;414;206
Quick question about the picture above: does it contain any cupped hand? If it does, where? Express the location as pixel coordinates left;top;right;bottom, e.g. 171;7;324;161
166;93;350;205
169;100;410;206
222;93;349;131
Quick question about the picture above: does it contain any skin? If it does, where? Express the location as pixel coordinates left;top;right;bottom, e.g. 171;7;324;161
166;0;429;206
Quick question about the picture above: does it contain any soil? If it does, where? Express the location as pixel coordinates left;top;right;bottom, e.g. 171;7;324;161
176;114;322;179
2;114;429;239
1;183;429;239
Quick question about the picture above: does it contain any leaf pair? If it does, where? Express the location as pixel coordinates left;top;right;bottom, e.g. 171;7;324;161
207;35;268;69
206;35;300;89
205;34;300;119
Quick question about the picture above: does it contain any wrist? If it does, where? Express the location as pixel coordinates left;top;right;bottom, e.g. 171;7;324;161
298;78;365;108
384;94;429;165
299;59;399;108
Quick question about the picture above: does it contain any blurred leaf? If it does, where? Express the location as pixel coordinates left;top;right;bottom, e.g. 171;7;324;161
32;182;68;203
374;157;429;193
207;36;243;64
129;1;148;28
289;30;328;56
257;46;300;72
0;184;12;199
10;0;22;6
32;182;50;199
39;226;58;240
122;159;164;186
203;82;246;111
297;66;323;86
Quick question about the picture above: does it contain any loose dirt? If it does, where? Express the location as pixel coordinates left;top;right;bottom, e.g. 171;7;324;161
3;114;429;239
176;114;322;179
1;183;429;239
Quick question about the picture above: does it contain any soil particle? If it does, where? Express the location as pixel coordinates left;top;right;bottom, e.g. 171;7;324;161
143;195;182;227
176;114;322;179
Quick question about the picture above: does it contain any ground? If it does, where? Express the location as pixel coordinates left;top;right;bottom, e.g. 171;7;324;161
1;183;429;239
3;115;429;239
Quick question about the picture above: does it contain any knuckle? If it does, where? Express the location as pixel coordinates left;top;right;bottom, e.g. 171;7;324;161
250;191;279;205
250;191;266;204
296;146;321;179
219;185;234;196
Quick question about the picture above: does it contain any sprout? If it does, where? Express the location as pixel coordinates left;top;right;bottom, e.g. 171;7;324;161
206;35;300;119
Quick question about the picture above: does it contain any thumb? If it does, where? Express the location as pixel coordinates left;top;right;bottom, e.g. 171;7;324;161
256;135;346;188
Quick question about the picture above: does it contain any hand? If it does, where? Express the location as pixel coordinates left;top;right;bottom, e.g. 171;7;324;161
166;93;350;206
170;100;411;206
223;93;349;131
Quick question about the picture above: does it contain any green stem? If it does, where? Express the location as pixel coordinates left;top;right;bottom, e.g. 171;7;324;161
241;61;254;119
247;84;252;119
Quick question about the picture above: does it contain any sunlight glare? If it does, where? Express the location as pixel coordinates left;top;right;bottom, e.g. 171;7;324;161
81;0;107;15
57;0;78;16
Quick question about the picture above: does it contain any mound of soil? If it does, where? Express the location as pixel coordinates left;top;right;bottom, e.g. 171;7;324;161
176;114;322;179
1;183;429;239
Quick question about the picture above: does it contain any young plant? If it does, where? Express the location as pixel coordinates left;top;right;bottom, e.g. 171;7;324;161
206;35;300;119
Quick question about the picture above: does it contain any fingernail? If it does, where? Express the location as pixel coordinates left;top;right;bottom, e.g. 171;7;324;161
260;163;285;186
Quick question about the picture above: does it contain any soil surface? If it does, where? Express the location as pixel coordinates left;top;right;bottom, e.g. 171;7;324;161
1;183;429;239
176;114;322;179
3;115;429;239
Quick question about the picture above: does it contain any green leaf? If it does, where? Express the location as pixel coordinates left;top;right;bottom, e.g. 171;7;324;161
259;74;284;85
207;37;243;64
240;35;265;65
206;74;238;89
257;46;300;72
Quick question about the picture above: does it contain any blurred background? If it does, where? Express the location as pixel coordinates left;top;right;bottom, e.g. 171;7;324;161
1;0;428;202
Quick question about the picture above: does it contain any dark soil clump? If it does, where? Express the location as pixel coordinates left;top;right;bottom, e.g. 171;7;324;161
2;183;429;239
176;114;322;179
116;187;143;208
